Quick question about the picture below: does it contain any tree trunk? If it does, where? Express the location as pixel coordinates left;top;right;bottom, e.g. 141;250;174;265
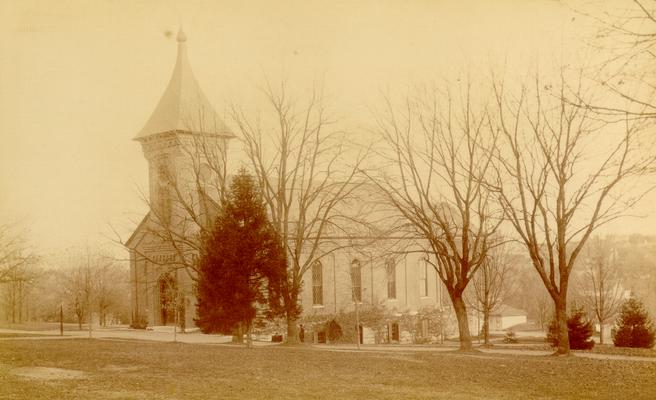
452;294;473;350
18;282;23;323
482;309;490;346
554;299;570;355
286;317;299;344
232;323;244;343
355;299;361;349
599;321;604;345
10;284;16;323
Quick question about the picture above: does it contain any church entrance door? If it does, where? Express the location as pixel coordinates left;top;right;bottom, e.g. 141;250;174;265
158;273;176;326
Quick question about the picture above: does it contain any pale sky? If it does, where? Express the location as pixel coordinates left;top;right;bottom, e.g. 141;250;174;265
0;0;653;256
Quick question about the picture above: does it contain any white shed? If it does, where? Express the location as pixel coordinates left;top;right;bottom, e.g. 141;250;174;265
490;305;528;330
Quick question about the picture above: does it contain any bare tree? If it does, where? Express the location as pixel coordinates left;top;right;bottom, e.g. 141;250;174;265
489;70;655;354
369;83;502;350
58;248;124;330
347;259;363;349
579;236;624;344
93;259;129;326
0;224;38;285
0;224;40;323
532;285;552;332
574;0;656;117
467;242;516;346
507;268;552;331
231;80;367;344
59;264;89;330
1;264;40;323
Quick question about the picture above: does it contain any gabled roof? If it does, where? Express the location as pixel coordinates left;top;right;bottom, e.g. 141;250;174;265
125;212;151;250
135;29;235;140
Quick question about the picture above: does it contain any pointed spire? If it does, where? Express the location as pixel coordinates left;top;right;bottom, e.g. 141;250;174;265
176;26;187;43
135;29;234;140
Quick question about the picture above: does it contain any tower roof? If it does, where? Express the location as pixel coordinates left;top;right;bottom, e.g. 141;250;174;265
135;28;234;140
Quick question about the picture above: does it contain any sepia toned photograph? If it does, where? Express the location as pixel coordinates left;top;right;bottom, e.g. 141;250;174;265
1;1;655;399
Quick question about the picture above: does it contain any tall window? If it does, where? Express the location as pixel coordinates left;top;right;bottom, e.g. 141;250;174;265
419;261;428;297
386;259;396;299
157;160;172;224
351;259;362;302
312;261;323;305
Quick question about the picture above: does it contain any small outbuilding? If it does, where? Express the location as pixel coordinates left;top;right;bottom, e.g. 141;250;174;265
490;305;528;330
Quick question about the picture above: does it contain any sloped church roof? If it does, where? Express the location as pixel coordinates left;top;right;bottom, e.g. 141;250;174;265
135;29;234;140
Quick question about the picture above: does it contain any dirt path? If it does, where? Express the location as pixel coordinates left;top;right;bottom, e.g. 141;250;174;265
0;327;278;346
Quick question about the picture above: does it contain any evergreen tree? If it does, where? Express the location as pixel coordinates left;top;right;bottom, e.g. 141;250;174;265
613;297;655;348
195;169;286;339
566;308;595;350
547;307;595;350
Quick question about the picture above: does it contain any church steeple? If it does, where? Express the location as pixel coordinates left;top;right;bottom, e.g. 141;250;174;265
176;26;187;43
135;28;233;140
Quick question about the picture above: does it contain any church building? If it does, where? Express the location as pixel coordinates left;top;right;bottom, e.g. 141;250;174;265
126;30;476;343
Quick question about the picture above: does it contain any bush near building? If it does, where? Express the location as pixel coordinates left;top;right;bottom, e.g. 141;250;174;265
547;307;595;350
301;306;448;344
613;297;655;349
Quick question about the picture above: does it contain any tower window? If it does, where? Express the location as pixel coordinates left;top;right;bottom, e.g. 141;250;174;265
158;184;171;224
155;158;172;224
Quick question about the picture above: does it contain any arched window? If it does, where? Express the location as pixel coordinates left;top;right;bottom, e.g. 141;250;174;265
312;261;323;305
386;259;396;299
351;259;362;302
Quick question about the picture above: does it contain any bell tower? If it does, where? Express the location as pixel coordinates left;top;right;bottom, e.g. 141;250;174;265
134;28;234;224
127;28;234;329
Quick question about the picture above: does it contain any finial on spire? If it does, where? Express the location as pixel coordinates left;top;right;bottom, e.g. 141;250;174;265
177;27;187;43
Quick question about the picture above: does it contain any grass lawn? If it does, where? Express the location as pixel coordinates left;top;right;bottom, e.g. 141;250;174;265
578;344;656;358
0;339;654;400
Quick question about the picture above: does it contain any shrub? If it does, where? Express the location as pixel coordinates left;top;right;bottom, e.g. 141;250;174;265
130;314;148;330
327;319;342;342
567;309;595;350
613;297;655;349
333;306;390;343
503;330;518;344
414;337;432;344
300;305;447;344
547;307;595;350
